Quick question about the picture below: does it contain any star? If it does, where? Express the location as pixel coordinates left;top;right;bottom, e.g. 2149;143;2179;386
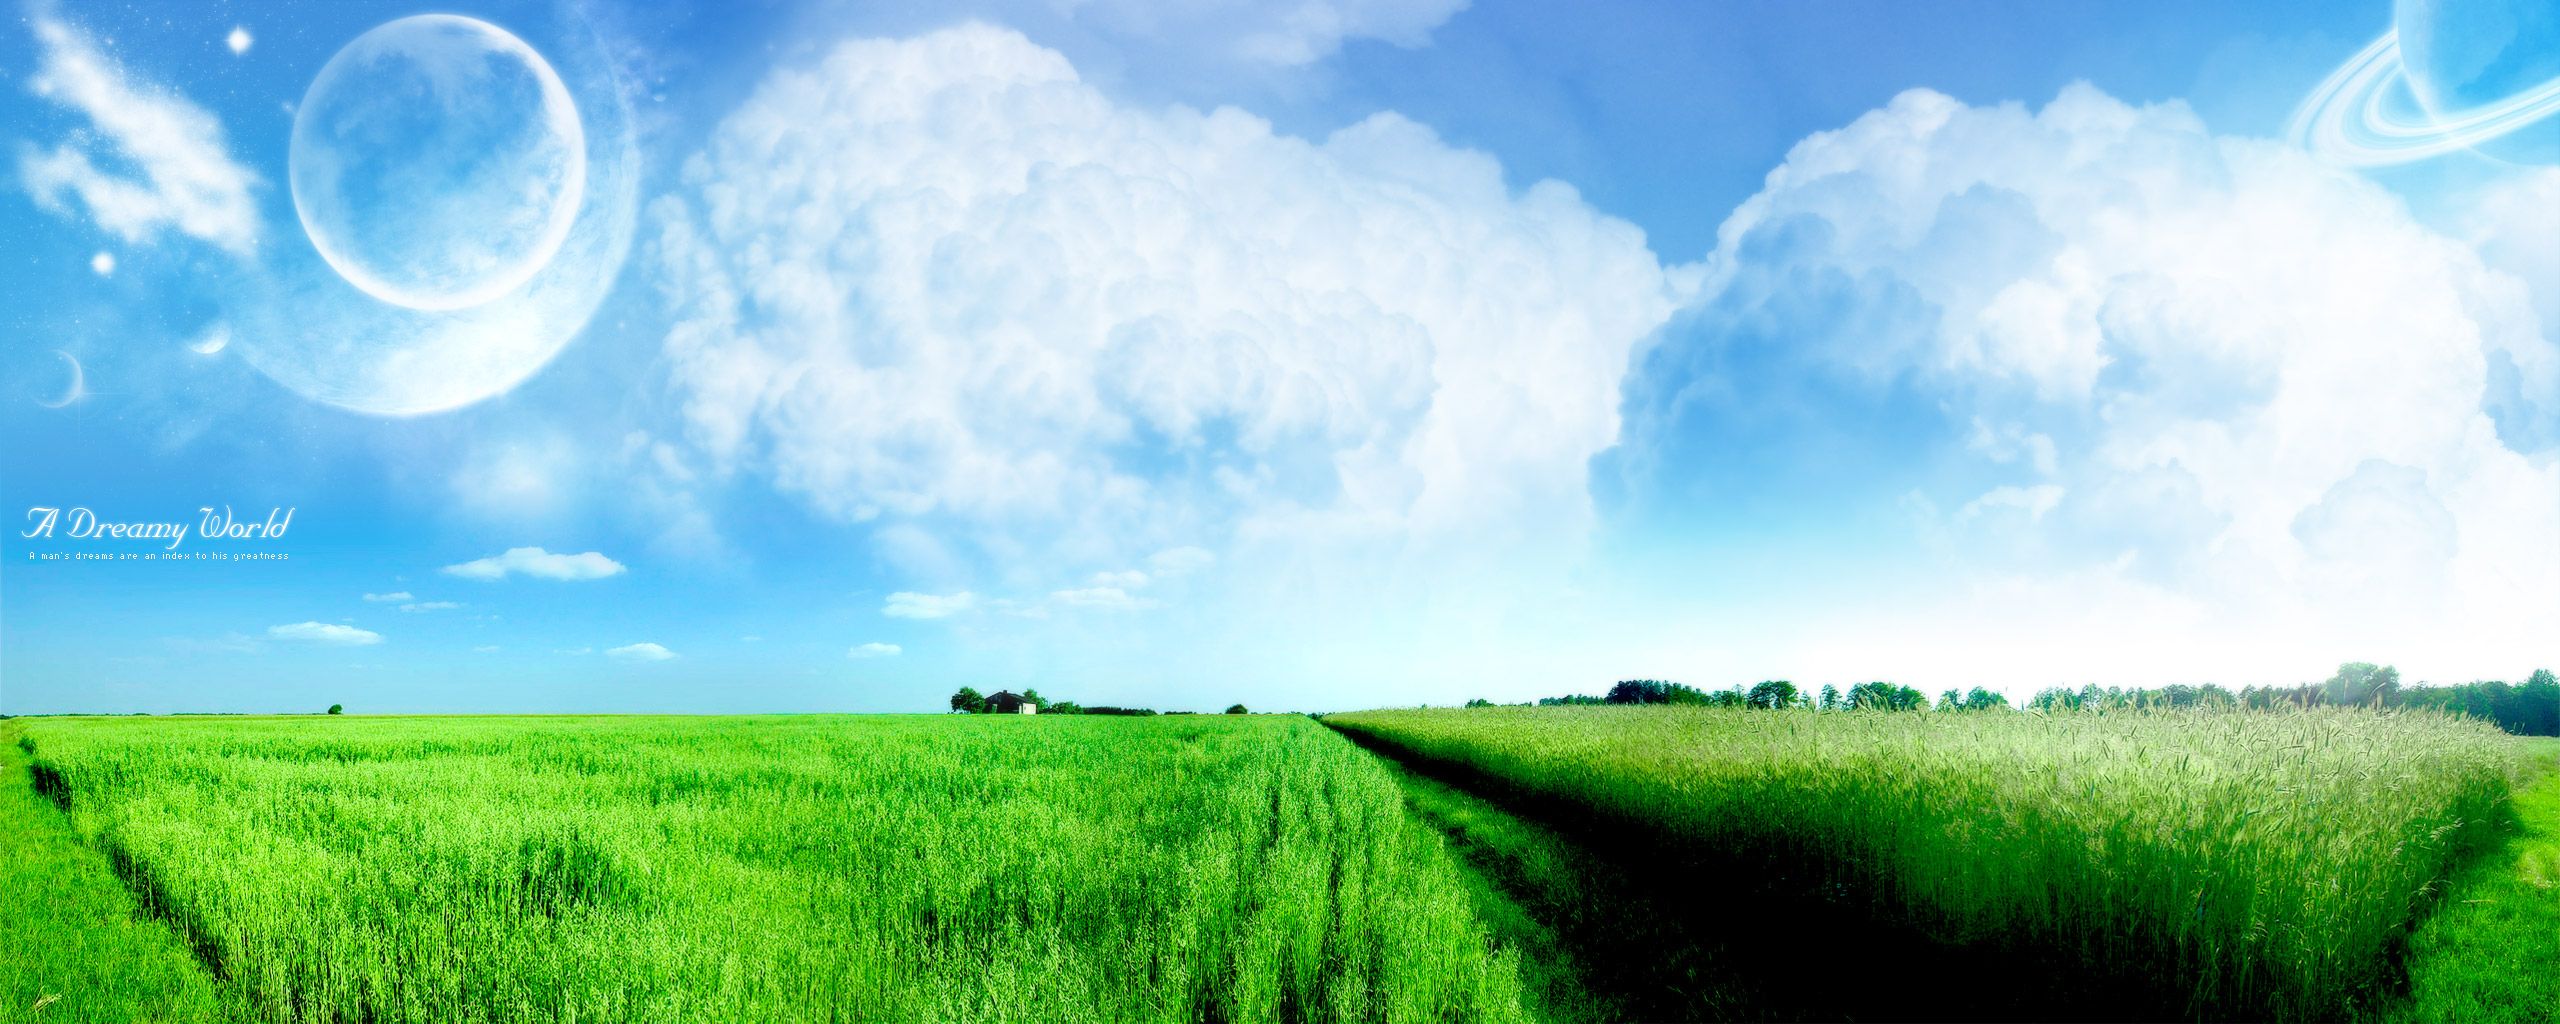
90;251;115;276
226;26;252;56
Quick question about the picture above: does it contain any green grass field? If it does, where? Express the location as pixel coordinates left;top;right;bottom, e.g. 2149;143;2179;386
7;710;2555;1022
9;715;1529;1023
1327;705;2523;1020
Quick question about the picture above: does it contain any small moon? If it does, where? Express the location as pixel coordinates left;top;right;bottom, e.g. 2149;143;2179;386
189;324;232;356
34;350;84;408
289;15;586;311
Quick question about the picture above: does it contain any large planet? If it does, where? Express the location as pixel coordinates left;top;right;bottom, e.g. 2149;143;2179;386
2397;0;2560;163
289;14;586;311
2293;0;2560;166
233;12;635;417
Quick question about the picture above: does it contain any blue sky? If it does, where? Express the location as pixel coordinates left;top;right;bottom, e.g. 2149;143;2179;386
3;0;2554;713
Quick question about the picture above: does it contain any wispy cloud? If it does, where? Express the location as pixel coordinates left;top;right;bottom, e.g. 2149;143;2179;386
362;591;413;603
847;642;901;658
606;642;677;662
443;547;626;582
1148;547;1215;578
398;601;462;613
19;16;260;253
883;591;977;619
267;621;382;646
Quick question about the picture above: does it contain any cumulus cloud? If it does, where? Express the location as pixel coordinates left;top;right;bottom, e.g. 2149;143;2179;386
651;24;1675;578
442;547;627;582
18;17;260;253
848;642;902;658
268;621;382;646
2448;166;2560;455
361;591;413;603
606;642;677;662
1616;84;2560;681
1051;585;1152;611
883;591;978;619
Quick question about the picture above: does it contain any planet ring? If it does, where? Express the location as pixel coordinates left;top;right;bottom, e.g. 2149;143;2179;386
2289;31;2560;166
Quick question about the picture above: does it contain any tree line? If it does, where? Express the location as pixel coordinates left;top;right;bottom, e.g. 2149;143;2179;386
946;686;1250;716
1503;678;2007;713
2025;664;2560;736
1485;664;2560;737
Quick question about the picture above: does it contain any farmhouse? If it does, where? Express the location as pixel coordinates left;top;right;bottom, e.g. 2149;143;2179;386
985;690;1038;714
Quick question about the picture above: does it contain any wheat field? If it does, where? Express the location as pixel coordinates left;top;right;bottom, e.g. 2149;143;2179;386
17;714;1529;1023
1326;705;2519;1019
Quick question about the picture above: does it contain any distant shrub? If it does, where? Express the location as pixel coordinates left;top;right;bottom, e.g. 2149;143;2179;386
326;704;343;716
1224;704;1249;715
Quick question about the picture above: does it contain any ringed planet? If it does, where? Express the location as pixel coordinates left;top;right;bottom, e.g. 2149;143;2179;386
2292;0;2560;166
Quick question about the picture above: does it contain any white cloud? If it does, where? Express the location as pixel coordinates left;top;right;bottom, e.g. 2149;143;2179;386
1147;546;1215;577
606;642;677;662
361;591;413;603
450;435;581;520
651;25;1675;577
268;621;382;646
398;601;461;613
442;547;626;582
1051;585;1152;611
18;17;260;254
1641;84;2560;681
883;591;978;619
1090;569;1151;589
848;642;902;658
2448;166;2560;454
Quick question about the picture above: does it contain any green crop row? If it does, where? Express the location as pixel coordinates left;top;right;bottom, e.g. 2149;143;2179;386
1325;705;2521;1020
19;714;1529;1023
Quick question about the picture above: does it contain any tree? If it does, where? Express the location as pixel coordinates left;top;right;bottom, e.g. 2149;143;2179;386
1845;681;1928;711
1224;704;1249;715
1819;684;1841;711
1961;687;2009;712
1938;689;1964;712
2323;663;2400;707
1606;679;1715;705
326;704;343;716
1464;698;1495;708
1746;680;1801;710
2523;670;2560;736
1020;688;1046;709
949;687;987;714
1606;679;1672;704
